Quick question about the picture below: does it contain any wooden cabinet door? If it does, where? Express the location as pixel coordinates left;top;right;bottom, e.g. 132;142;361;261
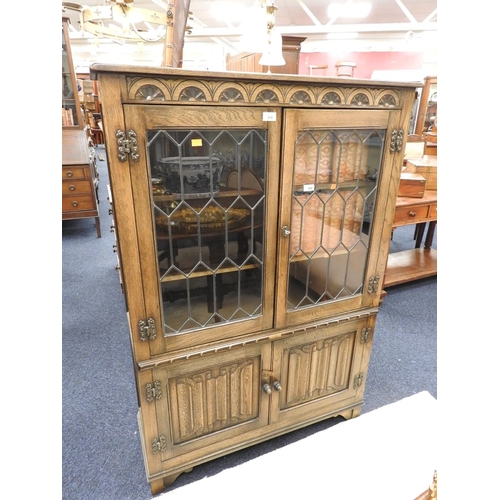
137;342;271;476
275;108;405;329
120;105;282;358
268;316;375;427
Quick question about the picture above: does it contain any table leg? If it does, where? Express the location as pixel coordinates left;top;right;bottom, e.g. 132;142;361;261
414;223;426;248
424;221;437;250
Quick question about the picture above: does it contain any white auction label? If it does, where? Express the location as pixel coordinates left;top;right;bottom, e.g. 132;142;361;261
262;112;277;121
303;184;315;192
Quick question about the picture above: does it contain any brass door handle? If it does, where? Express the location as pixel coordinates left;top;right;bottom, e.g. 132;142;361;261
273;381;282;391
281;226;291;238
262;384;272;395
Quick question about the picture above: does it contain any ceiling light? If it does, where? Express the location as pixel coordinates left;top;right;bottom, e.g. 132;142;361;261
328;2;372;19
63;0;170;43
240;0;284;67
258;28;285;68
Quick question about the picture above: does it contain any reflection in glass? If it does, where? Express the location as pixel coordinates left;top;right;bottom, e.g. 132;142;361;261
147;129;266;335
287;128;385;310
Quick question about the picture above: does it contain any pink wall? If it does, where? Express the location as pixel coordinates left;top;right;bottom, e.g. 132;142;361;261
299;52;424;79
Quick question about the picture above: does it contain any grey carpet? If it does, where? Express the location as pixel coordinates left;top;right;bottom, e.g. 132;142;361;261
62;145;436;499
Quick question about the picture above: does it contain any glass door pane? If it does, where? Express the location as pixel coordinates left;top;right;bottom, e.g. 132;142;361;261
146;128;267;335
287;128;385;310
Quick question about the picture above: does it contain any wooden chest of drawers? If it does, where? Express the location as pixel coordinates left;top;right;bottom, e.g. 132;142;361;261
62;129;101;237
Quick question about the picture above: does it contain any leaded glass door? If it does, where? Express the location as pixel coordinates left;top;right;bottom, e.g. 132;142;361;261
275;108;400;328
124;105;281;354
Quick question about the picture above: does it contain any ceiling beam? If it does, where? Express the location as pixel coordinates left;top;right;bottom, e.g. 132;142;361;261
188;22;438;38
394;0;417;24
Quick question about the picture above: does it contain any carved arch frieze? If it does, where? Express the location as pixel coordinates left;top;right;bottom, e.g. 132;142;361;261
288;88;314;105
347;89;373;107
212;82;247;103
375;90;399;108
126;76;402;109
254;87;281;104
318;89;344;106
128;77;172;102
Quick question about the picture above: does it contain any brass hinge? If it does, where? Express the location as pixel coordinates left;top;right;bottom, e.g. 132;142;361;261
138;318;157;342
116;129;139;162
146;381;162;402
360;327;371;343
353;373;364;389
367;275;380;294
152;435;167;454
390;129;404;153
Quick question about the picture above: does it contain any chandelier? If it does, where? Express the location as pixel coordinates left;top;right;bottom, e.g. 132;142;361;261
62;0;171;43
239;0;285;68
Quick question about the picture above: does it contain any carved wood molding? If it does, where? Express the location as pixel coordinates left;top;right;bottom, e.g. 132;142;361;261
125;76;402;109
138;307;378;371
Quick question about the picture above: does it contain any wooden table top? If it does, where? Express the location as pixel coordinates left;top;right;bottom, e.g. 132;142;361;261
396;190;437;207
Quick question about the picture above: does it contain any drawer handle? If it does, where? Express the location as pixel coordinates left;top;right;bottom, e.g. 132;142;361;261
66;171;73;177
72;201;78;207
409;211;416;217
69;185;75;191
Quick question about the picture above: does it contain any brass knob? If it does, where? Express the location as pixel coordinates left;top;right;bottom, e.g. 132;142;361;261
69;185;75;191
273;381;282;391
72;201;78;207
409;211;416;217
281;226;291;238
262;384;272;395
66;171;73;177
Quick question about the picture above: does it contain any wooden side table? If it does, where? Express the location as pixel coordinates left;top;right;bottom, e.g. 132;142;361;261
383;190;437;288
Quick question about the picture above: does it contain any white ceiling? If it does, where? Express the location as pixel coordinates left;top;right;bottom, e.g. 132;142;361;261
63;0;438;71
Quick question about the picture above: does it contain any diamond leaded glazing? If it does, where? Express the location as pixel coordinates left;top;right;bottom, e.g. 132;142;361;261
147;128;266;335
287;128;385;310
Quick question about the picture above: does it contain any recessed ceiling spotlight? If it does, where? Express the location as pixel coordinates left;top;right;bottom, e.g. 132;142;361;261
328;2;372;19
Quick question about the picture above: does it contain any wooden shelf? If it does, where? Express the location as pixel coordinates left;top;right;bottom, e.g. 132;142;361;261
384;248;437;287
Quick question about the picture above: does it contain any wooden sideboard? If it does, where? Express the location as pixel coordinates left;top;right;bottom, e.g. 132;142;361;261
384;190;437;287
62;129;101;237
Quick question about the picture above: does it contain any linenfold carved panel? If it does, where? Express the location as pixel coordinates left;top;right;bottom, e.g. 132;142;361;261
168;357;260;444
126;76;401;108
282;332;356;408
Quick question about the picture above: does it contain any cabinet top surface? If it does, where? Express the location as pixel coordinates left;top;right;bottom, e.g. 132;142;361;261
90;63;421;90
62;129;90;165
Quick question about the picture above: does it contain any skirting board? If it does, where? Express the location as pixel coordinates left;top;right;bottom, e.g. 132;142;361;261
160;391;437;500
